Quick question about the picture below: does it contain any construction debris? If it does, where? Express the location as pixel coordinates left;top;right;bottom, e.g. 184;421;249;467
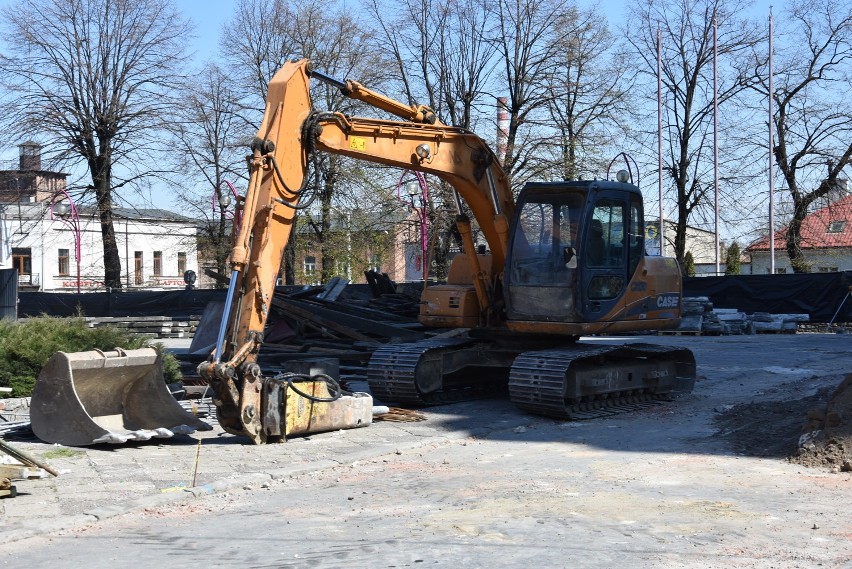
672;297;810;335
0;439;57;498
179;274;426;388
373;407;428;422
793;373;852;472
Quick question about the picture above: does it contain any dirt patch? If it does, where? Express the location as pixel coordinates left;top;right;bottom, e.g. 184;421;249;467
713;374;852;472
791;374;852;472
713;389;829;459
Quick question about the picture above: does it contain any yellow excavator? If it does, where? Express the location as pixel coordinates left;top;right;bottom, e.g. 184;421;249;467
196;59;695;443
31;59;695;446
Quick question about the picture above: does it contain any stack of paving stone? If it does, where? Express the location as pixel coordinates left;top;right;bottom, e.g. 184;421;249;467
672;297;808;335
84;316;200;339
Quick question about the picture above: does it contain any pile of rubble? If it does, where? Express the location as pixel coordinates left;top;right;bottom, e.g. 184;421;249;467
674;297;810;335
0;397;31;437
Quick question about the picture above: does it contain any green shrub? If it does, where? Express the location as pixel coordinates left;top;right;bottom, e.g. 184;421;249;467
0;317;182;397
725;242;742;275
683;251;696;277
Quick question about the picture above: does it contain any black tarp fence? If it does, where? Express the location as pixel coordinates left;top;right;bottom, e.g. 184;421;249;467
19;289;227;319
16;272;852;323
683;271;852;323
17;284;379;319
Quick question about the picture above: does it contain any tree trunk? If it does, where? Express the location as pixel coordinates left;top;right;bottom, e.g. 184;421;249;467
674;180;689;272
785;199;811;273
90;156;122;289
283;238;296;285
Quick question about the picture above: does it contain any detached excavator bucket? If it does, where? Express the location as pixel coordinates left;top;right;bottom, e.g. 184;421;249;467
31;348;211;446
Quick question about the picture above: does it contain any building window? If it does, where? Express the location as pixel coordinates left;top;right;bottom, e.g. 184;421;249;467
177;252;187;275
369;254;381;272
58;248;70;276
153;251;162;277
827;220;847;233
11;247;31;275
818;266;839;273
135;251;143;285
774;267;787;274
304;255;316;276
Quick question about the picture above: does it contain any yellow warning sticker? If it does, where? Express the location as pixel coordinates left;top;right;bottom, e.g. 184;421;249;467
349;136;367;152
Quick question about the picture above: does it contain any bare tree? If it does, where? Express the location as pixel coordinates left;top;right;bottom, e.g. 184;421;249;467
487;0;568;188
626;0;760;270
0;0;191;288
170;63;246;287
364;0;499;279
436;0;496;130
222;0;383;284
545;7;632;180
750;0;852;272
220;0;298;114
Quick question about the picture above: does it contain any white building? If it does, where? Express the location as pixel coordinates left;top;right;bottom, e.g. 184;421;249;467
0;203;199;292
0;143;199;292
644;219;737;275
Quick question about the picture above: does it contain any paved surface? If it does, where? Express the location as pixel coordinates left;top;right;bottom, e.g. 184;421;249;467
0;334;850;567
0;338;523;543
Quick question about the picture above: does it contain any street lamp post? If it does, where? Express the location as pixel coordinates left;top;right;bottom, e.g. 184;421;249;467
212;180;240;220
404;177;429;281
49;190;81;293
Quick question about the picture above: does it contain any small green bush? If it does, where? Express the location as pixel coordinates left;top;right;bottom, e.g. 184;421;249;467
0;317;182;397
683;251;696;277
725;242;742;275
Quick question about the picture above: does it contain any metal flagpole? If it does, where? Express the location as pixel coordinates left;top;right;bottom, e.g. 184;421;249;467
714;15;720;275
657;27;665;256
769;9;776;274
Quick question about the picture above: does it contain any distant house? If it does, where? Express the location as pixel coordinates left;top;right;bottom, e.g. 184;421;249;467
293;207;414;286
0;143;200;291
644;219;734;275
0;141;69;204
747;189;852;274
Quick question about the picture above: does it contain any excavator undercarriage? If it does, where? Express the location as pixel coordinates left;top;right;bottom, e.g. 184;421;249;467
367;335;695;418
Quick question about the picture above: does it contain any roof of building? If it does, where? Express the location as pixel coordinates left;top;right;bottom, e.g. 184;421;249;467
747;193;852;251
111;207;197;223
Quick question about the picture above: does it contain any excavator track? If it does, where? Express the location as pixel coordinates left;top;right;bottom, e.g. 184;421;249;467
508;343;696;419
367;338;507;405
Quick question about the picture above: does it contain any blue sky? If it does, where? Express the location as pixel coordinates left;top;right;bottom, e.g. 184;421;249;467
179;0;232;64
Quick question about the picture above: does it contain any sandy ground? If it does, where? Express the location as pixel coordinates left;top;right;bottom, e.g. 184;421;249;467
0;333;850;567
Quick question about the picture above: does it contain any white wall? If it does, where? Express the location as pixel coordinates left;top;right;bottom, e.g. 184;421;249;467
749;248;852;274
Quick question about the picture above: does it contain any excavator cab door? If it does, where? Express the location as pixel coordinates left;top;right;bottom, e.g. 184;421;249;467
504;184;587;323
578;189;644;321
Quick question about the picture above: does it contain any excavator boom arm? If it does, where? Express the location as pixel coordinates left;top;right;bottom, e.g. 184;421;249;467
199;59;513;442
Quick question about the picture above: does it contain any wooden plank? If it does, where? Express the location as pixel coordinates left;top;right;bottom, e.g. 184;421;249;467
0;465;46;480
0;440;59;476
272;298;375;342
316;277;350;301
275;297;425;341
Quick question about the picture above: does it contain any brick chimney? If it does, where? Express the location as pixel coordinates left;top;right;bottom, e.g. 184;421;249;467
19;141;41;171
496;97;509;165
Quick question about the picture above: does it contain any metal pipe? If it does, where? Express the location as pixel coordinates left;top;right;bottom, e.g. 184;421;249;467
714;15;720;275
308;69;347;91
213;269;240;363
769;9;775;274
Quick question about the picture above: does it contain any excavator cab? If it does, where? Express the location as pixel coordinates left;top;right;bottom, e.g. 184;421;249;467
505;180;654;334
505;184;586;323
